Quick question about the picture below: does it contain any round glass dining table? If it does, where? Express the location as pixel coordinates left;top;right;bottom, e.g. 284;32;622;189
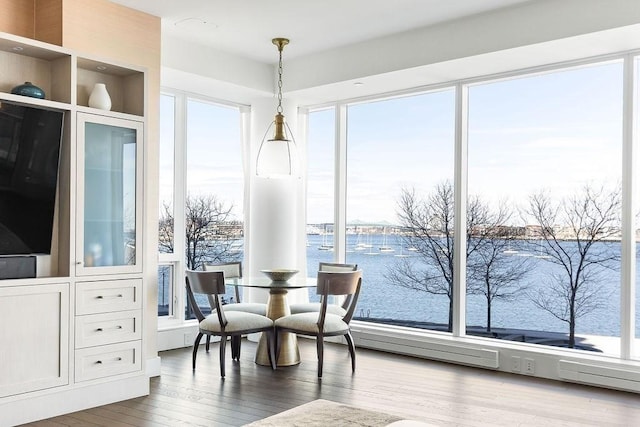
226;276;316;366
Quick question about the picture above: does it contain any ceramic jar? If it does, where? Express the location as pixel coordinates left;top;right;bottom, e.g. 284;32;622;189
11;82;45;99
88;83;112;110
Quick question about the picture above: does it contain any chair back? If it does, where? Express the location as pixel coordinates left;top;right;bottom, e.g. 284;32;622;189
316;270;362;325
185;270;228;326
204;262;242;302
318;262;358;272
318;262;358;309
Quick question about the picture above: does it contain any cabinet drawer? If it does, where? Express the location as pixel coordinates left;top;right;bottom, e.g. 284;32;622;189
75;341;141;382
76;279;141;315
75;310;141;348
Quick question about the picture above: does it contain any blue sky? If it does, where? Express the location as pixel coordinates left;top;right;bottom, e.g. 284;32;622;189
308;60;623;225
161;59;624;226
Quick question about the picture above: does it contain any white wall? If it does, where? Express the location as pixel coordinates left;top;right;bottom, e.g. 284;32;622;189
161;0;640;105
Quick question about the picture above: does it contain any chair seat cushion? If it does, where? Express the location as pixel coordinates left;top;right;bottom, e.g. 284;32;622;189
200;311;273;333
223;302;267;316
289;302;347;316
275;312;348;334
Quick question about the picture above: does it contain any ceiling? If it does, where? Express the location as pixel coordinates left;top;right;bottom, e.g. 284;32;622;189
109;0;532;64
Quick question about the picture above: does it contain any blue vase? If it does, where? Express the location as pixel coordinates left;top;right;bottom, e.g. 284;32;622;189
11;82;45;99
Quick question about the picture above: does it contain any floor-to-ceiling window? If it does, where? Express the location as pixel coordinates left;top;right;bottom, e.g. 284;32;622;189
344;90;456;326
158;93;176;317
466;61;624;355
635;56;640;360
306;107;336;284
304;53;640;362
158;91;245;322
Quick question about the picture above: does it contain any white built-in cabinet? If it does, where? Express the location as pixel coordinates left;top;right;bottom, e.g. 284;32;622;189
76;113;144;276
0;31;149;426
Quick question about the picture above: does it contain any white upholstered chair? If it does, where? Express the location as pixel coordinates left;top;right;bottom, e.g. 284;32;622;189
274;270;362;378
203;262;267;315
185;269;276;378
203;262;268;356
289;262;358;316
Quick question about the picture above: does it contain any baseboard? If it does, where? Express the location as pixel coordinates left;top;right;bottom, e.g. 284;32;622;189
146;356;162;377
0;375;148;427
353;326;499;369
558;360;640;393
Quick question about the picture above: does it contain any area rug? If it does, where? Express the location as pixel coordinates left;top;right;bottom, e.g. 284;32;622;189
243;399;404;427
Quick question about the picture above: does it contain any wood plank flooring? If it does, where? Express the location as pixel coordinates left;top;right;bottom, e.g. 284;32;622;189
23;339;640;426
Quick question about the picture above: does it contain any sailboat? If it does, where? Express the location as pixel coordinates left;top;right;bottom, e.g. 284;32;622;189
379;227;394;253
395;243;411;257
356;231;373;250
354;230;367;251
318;224;334;251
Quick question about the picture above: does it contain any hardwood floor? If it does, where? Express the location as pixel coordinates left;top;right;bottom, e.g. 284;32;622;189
23;339;640;426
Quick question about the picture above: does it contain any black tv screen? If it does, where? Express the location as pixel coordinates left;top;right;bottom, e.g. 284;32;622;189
0;100;64;255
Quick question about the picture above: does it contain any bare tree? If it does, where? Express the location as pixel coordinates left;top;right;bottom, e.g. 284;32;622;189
158;194;242;270
386;181;529;332
466;229;532;333
158;202;174;254
525;185;621;348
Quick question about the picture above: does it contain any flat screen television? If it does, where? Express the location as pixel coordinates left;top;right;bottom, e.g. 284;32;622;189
0;100;64;256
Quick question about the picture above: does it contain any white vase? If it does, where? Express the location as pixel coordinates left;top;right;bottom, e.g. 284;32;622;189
88;83;112;111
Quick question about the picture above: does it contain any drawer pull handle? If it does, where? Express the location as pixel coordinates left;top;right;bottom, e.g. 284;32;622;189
96;325;123;332
95;357;123;365
96;294;123;300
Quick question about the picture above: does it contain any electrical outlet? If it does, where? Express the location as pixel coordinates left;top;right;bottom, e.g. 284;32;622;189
511;356;521;372
524;358;535;374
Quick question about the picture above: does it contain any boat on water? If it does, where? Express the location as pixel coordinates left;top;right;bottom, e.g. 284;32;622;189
354;231;373;250
318;224;334;251
379;226;395;253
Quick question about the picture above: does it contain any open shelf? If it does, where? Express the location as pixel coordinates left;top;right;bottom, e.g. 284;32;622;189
0;33;72;104
77;57;145;116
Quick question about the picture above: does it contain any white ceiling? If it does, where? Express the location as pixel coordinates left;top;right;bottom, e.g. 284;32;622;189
109;0;532;64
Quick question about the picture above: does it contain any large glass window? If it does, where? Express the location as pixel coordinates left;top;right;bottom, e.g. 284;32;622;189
157;92;245;320
306;108;336;278
345;90;455;327
467;62;624;355
184;98;244;319
632;58;640;359
159;94;175;255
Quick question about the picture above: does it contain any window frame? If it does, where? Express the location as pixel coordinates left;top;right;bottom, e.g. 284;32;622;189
157;89;248;328
305;51;638;361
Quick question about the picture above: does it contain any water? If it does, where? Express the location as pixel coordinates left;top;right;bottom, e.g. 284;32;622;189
158;234;640;338
306;234;640;338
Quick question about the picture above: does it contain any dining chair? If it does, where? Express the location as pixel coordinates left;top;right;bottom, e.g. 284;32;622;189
203;262;267;314
203;262;267;356
185;269;276;378
274;270;362;378
289;262;358;316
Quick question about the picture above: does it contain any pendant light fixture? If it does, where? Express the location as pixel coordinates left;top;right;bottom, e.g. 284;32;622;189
256;37;297;176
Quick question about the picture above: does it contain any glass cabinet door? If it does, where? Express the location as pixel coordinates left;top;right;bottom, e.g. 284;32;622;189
76;113;143;275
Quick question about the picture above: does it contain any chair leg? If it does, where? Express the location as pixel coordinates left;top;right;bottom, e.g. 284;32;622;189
230;336;237;360
316;336;324;378
206;335;211;352
345;331;356;373
230;335;242;360
219;335;227;378
192;332;204;370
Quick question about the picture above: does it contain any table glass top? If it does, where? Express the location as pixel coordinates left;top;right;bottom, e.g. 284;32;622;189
226;276;316;289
